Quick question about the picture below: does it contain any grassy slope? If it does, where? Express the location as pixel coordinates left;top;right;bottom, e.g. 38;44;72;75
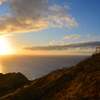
4;54;100;100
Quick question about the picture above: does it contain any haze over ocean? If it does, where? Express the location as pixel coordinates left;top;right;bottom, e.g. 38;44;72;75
0;55;88;80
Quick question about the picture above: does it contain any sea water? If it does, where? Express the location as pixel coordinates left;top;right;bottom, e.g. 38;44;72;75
0;55;89;80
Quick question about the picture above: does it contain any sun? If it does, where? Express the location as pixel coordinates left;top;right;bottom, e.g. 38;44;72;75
0;37;12;55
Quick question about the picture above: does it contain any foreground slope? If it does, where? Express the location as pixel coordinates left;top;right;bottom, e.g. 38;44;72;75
3;54;100;100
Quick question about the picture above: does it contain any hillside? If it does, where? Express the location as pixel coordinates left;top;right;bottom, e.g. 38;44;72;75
0;72;29;97
1;53;100;100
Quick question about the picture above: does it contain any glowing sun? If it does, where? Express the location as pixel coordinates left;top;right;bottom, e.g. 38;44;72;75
0;37;11;55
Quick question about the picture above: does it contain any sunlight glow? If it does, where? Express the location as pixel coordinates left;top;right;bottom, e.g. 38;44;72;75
0;37;12;55
0;63;4;73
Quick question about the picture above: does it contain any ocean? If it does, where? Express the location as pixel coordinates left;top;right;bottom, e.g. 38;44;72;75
0;55;89;80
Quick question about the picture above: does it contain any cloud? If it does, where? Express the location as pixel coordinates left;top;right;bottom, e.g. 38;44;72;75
0;0;78;35
63;34;80;39
49;40;68;45
50;4;62;11
64;5;71;9
0;0;6;5
22;41;100;51
86;34;98;38
49;40;57;45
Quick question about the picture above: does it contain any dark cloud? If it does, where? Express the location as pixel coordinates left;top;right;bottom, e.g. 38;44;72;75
22;41;100;51
9;0;49;20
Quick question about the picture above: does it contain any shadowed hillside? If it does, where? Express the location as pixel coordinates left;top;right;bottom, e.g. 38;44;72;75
0;72;29;97
1;53;100;100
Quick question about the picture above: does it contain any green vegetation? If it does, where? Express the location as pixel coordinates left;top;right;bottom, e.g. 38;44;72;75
0;53;100;100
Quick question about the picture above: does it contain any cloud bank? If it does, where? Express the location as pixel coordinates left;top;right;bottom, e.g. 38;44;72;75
0;0;78;35
22;41;100;51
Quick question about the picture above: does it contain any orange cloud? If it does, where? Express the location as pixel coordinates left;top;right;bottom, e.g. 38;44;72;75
63;34;80;39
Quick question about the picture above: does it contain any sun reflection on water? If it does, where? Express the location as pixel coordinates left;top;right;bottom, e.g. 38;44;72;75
0;63;5;74
0;65;3;73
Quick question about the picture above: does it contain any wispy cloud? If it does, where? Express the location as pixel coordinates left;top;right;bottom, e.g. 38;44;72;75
64;5;71;9
49;40;57;45
50;4;62;11
63;34;80;39
86;34;98;38
49;40;68;45
22;41;100;51
0;0;78;35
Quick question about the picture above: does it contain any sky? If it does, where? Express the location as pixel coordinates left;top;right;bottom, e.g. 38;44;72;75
0;0;100;55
